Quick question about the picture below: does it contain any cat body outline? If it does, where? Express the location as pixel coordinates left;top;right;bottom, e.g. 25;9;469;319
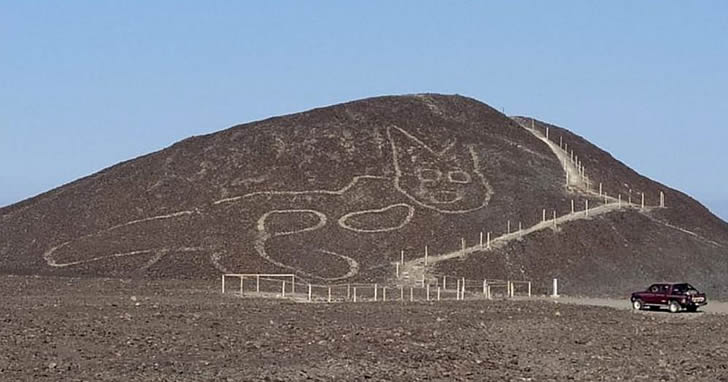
43;125;494;280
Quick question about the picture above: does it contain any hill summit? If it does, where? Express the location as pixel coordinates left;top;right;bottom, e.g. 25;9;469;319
1;94;727;296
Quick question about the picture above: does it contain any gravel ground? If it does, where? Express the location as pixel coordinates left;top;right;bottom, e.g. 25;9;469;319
1;275;727;381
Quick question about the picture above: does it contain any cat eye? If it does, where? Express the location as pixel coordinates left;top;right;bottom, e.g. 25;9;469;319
417;168;441;182
448;170;471;184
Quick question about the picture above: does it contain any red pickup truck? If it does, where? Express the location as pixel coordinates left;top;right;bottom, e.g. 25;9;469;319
630;283;707;313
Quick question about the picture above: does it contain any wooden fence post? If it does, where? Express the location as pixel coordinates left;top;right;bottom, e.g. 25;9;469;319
528;282;532;297
282;281;286;298
487;232;491;249
641;192;645;209
480;232;484;248
571;199;575;214
308;284;312;302
426;284;430;301
221;275;225;294
240;276;244;296
400;286;404;301
383;287;387;302
410;287;414;302
256;275;260;293
437;287;441;301
328;287;332;303
347;284;351;300
374;284;378;301
353;287;357;302
585;200;589;216
424;246;428;266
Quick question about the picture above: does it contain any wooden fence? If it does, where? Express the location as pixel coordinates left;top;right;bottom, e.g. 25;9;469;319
221;274;531;302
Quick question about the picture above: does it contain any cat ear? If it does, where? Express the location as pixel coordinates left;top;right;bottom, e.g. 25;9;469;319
387;126;456;173
457;145;480;171
387;125;455;156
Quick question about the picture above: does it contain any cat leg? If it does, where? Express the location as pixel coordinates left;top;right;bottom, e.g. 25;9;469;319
337;203;415;233
254;209;359;281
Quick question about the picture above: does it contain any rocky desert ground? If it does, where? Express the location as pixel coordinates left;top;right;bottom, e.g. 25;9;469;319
1;275;727;381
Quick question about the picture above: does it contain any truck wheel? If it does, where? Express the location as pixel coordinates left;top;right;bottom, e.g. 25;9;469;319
632;299;644;310
668;301;681;313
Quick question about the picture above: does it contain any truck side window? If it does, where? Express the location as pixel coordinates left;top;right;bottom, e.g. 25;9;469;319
650;285;659;293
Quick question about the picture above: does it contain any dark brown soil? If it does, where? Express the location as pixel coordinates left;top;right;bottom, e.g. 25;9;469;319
437;208;728;298
1;275;727;381
1;94;727;297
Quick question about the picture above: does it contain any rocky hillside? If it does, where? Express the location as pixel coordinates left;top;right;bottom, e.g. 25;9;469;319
1;94;726;296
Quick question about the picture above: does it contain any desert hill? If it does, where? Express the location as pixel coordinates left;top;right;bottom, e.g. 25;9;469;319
1;94;727;296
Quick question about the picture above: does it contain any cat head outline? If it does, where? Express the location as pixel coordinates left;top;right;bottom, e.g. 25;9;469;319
386;125;494;213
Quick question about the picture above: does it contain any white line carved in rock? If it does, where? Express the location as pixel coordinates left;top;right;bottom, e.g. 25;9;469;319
42;125;494;280
338;204;415;233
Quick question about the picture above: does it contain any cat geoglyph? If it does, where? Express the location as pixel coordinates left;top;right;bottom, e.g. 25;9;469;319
44;126;494;280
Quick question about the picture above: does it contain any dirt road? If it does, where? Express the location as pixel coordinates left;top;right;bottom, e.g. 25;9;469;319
551;295;728;315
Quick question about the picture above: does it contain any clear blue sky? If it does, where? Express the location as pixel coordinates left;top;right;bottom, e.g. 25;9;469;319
2;2;727;220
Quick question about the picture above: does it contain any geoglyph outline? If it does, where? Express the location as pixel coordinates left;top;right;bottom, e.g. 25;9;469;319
42;125;494;281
